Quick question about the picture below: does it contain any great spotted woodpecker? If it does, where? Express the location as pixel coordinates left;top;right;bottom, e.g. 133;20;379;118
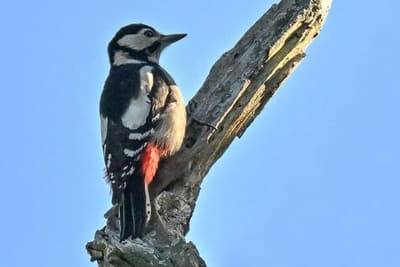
99;24;187;241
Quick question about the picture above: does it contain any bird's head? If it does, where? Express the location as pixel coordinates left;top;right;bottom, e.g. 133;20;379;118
108;23;186;65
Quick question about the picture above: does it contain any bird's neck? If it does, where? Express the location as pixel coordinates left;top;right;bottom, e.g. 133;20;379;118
111;50;159;66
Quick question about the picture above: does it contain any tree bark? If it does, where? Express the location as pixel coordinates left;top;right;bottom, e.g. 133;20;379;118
86;0;332;266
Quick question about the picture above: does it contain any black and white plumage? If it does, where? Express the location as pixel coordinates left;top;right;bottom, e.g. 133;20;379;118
99;24;187;241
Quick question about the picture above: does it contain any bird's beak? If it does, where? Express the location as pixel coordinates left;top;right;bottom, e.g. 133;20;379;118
160;33;187;46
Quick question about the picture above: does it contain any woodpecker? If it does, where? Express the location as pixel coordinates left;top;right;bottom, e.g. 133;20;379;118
99;24;187;241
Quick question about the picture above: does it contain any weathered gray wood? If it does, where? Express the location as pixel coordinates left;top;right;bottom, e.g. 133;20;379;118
86;0;332;266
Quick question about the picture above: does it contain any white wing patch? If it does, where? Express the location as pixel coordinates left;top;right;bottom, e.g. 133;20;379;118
140;66;154;93
106;153;112;169
123;144;145;157
121;66;154;130
121;93;151;130
128;129;154;140
127;166;135;175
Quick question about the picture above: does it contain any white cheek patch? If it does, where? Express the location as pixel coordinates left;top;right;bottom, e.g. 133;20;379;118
117;32;156;51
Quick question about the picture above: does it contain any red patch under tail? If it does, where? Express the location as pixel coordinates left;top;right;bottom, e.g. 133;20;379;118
140;143;168;185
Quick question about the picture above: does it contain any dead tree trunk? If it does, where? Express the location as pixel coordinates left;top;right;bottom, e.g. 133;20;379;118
86;0;332;266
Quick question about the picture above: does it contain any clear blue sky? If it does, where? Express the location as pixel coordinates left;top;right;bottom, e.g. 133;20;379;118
1;1;399;266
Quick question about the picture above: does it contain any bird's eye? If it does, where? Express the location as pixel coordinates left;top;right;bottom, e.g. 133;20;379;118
144;30;154;37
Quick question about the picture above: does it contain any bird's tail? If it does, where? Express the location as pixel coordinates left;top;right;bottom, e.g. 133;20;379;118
118;143;162;241
119;172;150;241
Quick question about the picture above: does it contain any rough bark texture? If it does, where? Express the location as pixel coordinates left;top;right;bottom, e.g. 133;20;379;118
86;0;332;266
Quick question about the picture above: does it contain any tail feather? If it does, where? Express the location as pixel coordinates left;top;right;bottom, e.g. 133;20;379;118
119;173;147;241
118;143;161;241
